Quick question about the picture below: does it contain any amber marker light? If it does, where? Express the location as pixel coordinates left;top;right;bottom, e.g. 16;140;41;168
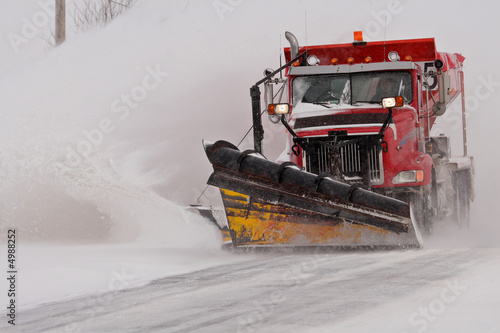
347;57;355;64
354;31;363;41
416;170;424;183
364;56;372;63
331;58;338;65
405;55;412;61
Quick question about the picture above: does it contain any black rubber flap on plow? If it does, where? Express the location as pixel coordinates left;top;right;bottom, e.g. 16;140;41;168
204;140;412;234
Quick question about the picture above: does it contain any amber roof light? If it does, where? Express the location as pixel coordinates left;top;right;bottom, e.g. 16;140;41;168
354;31;363;42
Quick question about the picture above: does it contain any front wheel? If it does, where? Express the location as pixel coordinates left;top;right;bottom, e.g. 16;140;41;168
410;191;432;235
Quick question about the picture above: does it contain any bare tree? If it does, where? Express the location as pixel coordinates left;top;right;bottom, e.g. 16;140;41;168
72;0;136;31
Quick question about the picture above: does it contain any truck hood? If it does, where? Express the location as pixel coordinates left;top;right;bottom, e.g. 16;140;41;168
290;103;392;129
289;104;417;140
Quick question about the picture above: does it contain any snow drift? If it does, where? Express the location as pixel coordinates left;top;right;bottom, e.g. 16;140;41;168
0;1;228;247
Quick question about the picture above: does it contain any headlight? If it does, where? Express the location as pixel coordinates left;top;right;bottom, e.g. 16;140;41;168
382;96;404;108
393;170;424;184
268;103;290;115
382;97;396;108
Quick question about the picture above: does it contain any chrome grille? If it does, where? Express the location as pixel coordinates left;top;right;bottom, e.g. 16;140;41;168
303;137;384;185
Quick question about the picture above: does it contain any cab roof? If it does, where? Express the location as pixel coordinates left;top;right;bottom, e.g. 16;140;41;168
284;38;438;65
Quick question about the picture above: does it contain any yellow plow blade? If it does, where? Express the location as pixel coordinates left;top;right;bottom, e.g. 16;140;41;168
204;140;422;248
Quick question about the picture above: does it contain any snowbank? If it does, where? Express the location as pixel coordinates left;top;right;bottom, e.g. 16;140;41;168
0;0;238;309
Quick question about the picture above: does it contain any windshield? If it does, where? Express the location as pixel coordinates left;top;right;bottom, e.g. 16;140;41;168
292;71;412;106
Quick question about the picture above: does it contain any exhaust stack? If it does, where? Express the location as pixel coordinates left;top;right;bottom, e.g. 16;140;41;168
285;31;299;59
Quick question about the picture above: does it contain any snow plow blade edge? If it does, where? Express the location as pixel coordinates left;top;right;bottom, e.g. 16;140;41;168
204;140;422;248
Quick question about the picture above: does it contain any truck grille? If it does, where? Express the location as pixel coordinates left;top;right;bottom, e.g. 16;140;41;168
302;137;384;185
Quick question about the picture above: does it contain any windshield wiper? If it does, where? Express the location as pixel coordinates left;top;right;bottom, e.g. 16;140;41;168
312;102;333;109
353;100;381;105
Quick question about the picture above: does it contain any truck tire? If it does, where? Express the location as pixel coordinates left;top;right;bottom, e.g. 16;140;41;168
410;191;432;235
454;170;471;228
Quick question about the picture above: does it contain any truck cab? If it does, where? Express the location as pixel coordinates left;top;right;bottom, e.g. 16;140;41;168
266;32;472;232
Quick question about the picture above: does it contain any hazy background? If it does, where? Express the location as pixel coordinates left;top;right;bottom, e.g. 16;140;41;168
0;0;498;245
0;0;499;319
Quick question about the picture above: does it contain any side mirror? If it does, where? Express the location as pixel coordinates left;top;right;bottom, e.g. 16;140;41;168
438;74;451;104
264;81;273;110
264;81;281;123
432;74;450;116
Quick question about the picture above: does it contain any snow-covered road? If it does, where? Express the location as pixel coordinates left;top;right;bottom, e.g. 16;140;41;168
8;247;500;333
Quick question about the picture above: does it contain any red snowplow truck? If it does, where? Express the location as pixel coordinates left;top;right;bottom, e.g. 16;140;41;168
203;31;474;248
